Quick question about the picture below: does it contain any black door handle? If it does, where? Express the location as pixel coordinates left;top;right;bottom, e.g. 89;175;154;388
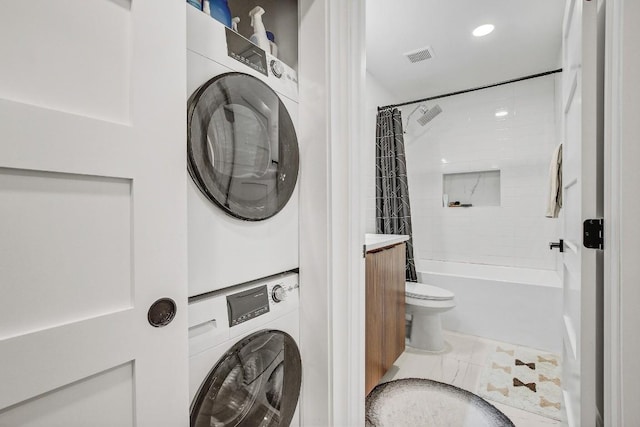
549;239;564;252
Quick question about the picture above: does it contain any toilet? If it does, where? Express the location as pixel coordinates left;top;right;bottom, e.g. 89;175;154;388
405;282;456;352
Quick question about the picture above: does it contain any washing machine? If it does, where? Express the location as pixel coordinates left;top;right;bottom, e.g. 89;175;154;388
189;272;301;427
186;6;300;297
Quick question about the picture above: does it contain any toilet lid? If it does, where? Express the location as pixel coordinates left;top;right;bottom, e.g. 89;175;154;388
406;282;454;301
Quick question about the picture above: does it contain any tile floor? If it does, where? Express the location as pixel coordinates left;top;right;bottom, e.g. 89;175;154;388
379;330;563;426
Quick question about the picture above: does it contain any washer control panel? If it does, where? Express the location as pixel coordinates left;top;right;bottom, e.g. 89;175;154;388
267;56;298;95
226;285;270;327
268;279;299;304
272;284;286;302
220;272;299;330
270;60;284;78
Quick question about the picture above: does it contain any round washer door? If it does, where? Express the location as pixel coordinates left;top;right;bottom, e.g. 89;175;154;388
190;330;302;427
187;72;299;221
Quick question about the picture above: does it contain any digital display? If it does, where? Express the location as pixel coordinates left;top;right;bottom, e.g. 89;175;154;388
227;285;270;326
226;28;268;76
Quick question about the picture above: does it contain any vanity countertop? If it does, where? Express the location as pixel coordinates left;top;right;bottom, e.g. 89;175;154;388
365;233;410;252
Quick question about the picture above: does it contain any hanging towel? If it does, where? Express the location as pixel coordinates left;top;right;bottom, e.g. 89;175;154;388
545;144;563;218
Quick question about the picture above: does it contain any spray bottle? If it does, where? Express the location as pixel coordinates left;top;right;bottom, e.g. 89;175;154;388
232;17;240;32
248;6;270;51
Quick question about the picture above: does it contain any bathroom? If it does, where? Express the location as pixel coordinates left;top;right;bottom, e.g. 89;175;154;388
364;0;586;425
367;68;564;348
0;0;639;426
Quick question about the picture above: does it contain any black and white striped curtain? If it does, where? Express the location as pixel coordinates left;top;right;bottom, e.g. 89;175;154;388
375;108;417;282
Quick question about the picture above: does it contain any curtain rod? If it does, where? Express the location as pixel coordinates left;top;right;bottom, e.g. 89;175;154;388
377;68;562;111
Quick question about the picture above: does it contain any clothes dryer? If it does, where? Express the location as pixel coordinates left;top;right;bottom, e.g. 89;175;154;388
188;272;301;427
187;6;300;296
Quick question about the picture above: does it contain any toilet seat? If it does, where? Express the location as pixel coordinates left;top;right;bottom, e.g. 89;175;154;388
406;282;454;301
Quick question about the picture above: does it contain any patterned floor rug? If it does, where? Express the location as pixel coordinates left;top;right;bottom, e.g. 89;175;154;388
477;345;563;421
366;378;514;427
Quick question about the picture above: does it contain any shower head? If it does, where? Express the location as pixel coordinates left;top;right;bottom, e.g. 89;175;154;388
404;104;442;133
416;104;442;126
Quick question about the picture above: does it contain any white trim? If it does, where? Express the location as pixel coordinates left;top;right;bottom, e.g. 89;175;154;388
345;0;367;424
298;0;366;425
298;0;332;424
327;0;366;424
604;0;623;424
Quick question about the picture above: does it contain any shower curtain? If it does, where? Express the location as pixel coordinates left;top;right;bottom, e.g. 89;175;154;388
375;108;418;282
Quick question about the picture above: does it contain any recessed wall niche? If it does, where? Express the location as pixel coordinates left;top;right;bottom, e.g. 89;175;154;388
442;170;501;207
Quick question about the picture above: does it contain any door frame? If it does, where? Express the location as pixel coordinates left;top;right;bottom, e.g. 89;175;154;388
315;0;640;425
315;0;640;424
337;0;367;424
604;0;621;424
604;0;640;425
298;0;366;425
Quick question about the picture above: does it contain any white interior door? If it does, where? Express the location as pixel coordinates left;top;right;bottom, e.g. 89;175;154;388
561;0;604;425
0;1;188;426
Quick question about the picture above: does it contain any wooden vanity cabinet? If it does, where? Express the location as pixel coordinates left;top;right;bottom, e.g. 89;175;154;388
365;242;406;395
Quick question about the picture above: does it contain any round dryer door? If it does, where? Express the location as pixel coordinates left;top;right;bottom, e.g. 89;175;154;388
187;72;299;221
190;330;302;427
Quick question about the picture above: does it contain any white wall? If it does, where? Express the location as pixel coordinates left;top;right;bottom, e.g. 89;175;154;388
364;71;400;233
402;74;561;270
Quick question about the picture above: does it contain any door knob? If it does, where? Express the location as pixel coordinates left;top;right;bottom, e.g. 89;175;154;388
549;239;564;252
148;298;177;327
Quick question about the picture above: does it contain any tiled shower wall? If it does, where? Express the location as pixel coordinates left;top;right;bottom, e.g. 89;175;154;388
399;75;561;270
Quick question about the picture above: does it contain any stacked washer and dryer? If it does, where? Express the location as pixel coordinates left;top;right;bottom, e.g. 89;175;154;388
186;5;302;426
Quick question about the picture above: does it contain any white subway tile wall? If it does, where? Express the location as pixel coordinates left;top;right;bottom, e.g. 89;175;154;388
395;74;562;270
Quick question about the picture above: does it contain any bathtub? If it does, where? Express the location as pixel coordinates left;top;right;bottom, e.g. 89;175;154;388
416;259;562;353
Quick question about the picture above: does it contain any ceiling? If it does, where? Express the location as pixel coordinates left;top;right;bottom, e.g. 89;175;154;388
366;0;565;103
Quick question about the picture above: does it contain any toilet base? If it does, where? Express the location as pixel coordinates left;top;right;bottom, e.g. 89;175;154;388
409;311;445;352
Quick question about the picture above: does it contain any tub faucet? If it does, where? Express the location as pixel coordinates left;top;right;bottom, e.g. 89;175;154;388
549;239;564;252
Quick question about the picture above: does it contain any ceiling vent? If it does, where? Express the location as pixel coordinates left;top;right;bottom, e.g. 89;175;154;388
404;46;435;63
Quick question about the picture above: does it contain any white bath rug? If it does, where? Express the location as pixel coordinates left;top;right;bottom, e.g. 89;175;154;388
366;378;514;427
477;345;563;421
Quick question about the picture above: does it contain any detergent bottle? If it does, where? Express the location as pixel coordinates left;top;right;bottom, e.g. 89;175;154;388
209;0;231;28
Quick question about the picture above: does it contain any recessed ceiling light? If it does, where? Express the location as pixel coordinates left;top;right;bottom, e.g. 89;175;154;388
441;158;448;164
473;24;495;37
495;109;509;117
